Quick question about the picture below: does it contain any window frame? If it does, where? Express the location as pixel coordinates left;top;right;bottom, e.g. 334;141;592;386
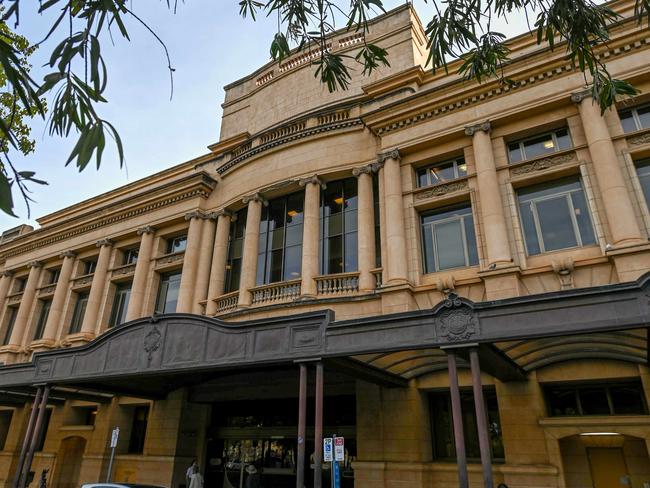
507;128;572;164
1;306;17;346
83;259;97;275
416;157;468;188
320;178;359;275
108;283;132;328
123;248;139;265
517;178;596;255
155;272;182;314
420;204;478;273
166;235;187;255
619;102;650;133
225;208;247;294
33;299;52;341
47;268;61;285
69;292;89;334
544;381;648;417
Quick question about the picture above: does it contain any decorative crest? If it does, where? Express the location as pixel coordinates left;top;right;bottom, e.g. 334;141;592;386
435;293;479;342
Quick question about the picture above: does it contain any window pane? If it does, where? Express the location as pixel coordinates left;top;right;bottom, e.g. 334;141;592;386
463;216;479;266
556;128;572;150
285;224;303;247
417;168;430;187
610;385;647;414
2;308;17;345
256;252;267;286
69;293;88;334
33;300;51;341
523;133;557;159
286;192;304;226
638;105;650;129
269;249;284;283
226;259;242;293
637;160;650;206
344;232;358;272
422;225;435;274
546;388;579;416
343;178;358;211
283;245;302;280
579;388;611;415
619;110;637;133
327;236;343;274
535;196;578;251
270;227;285;250
519;202;541;255
427;162;456;184
569;191;596;246
435;220;466;270
326;213;343;237
431;394;455;459
508;143;523;163
346;209;358;232
157;273;181;313
323;181;344;216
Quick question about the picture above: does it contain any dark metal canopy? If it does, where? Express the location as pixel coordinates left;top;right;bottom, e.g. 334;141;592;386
0;272;648;397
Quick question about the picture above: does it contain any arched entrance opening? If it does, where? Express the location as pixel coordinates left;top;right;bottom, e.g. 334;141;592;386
559;433;650;487
52;436;87;488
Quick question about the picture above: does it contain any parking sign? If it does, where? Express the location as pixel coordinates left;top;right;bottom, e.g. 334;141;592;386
334;437;345;462
323;438;333;462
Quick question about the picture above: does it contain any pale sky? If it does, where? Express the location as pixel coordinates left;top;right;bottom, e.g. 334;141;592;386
0;1;533;231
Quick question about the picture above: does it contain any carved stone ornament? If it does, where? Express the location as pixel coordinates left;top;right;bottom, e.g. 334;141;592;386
210;209;233;220
137;225;156;236
377;149;401;165
464;121;491;136
96;239;114;248
415;180;468;200
28;260;43;268
144;325;162;364
371;161;385;172
74;275;94;287
242;192;269;206
185;211;204;221
298;175;325;188
628;133;650;146
157;253;185;265
352;165;373;177
38;284;57;296
510;153;576;176
570;89;591;104
551;256;575;290
112;264;136;277
435;293;479;342
60;250;77;259
1;270;14;278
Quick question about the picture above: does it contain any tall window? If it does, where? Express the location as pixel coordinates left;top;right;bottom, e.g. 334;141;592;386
128;406;149;454
155;272;181;313
635;158;650;208
13;277;26;293
430;389;504;462
373;173;381;267
109;284;131;327
1;307;17;345
33;300;52;341
69;292;89;334
123;248;139;265
421;204;478;273
166;235;187;254
47;268;60;285
83;259;97;275
256;191;304;285
225;208;247;293
508;128;572;164
545;381;647;416
517;177;596;255
0;410;13;450
417;158;467;187
321;178;358;274
619;103;650;133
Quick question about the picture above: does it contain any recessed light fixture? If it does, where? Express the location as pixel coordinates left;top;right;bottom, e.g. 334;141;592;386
543;140;555;149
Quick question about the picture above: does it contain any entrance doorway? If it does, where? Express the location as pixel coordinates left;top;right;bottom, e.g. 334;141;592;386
587;448;630;488
52;436;87;488
204;396;356;488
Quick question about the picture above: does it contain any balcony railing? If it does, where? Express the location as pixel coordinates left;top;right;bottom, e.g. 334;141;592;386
214;291;239;314
315;272;360;295
251;279;301;305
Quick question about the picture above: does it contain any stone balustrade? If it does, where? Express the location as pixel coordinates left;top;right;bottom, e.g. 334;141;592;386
250;279;302;306
214;291;239;314
315;272;360;295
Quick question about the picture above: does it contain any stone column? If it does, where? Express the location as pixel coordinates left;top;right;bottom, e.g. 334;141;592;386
238;193;266;307
465;122;513;267
380;150;408;283
193;214;217;314
40;251;77;344
125;226;156;322
6;261;42;348
299;175;323;297
176;212;206;313
80;239;113;336
572;91;643;246
353;165;377;291
0;270;13;314
206;210;233;315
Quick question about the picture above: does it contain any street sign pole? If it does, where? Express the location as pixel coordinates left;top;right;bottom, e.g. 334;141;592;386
106;427;120;483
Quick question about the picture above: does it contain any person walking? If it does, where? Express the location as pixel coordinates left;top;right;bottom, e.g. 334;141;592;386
189;465;204;488
185;460;198;488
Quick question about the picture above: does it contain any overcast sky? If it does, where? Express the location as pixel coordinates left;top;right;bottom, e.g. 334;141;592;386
0;1;532;231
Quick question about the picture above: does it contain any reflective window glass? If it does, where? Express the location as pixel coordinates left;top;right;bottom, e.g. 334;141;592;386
508;128;572;163
416;158;467;187
320;178;359;274
109;284;132;327
155;272;181;314
618;103;650;132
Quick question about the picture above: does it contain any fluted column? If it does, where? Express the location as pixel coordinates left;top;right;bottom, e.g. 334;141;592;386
206;210;233;315
0;270;13;315
125;226;156;322
40;251;77;344
6;261;42;348
380;150;408;283
572;91;643;246
299;175;323;297
238;193;266;307
193;214;217;314
465;122;512;267
80;239;113;336
176;211;206;313
354;165;377;291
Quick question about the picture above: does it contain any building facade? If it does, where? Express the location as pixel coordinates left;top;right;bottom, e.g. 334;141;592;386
1;1;650;487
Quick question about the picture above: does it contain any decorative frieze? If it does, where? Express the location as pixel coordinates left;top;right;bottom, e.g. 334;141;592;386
156;253;185;266
7;293;23;305
38;284;57;296
72;275;94;288
628;133;650;146
111;264;137;278
415;180;469;200
510;152;577;176
464;121;491;136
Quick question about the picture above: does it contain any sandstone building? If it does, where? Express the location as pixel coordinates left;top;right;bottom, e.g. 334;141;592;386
1;1;650;487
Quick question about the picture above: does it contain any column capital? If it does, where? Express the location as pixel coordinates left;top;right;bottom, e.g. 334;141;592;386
298;175;326;188
352;164;374;177
464;121;491;136
1;270;13;278
137;225;156;236
59;251;77;259
242;192;268;206
185;211;205;221
28;260;43;269
570;89;592;104
210;209;233;220
377;149;401;164
95;239;114;248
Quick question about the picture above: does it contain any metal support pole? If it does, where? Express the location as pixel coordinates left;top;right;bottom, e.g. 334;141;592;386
447;351;469;488
470;348;494;488
296;363;307;488
12;387;42;488
314;362;324;488
20;386;50;488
